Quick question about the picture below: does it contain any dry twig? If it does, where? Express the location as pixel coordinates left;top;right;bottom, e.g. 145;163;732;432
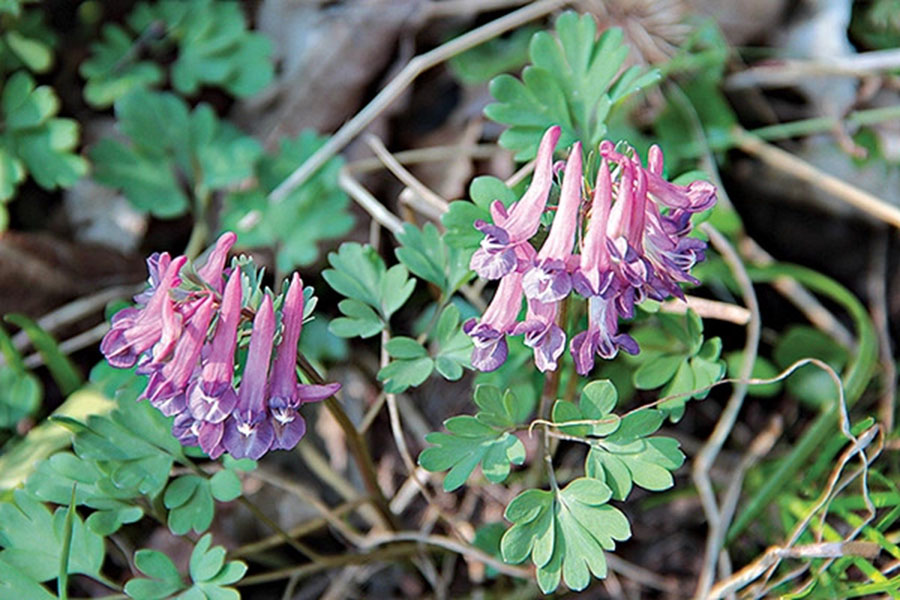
692;224;762;599
269;0;569;203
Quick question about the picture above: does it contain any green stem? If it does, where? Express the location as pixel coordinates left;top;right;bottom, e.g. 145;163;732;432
184;185;212;260
726;263;878;543
679;104;900;159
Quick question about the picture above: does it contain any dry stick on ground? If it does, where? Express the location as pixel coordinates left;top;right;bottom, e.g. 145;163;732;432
347;143;499;175
338;170;404;235
364;134;449;218
249;466;367;546
725;47;900;90
420;0;531;20
692;224;762;600
231;499;367;558
715;415;783;583
23;321;109;369
268;0;568;204
296;353;399;530
866;230;896;432
376;330;472;543
731;126;900;230
8;283;143;353
660;295;750;325
763;427;883;597
717;426;883;599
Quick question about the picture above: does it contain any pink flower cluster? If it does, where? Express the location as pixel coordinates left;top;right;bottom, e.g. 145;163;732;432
101;233;340;460
465;126;716;375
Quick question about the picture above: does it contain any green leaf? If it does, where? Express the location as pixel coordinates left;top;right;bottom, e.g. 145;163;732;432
93;90;262;219
633;353;683;389
485;13;658;160
443;175;518;250
471;522;509;578
0;490;105;582
551;379;620;438
181;533;246;598
328;300;383;339
377;356;434;394
395;222;473;294
419;411;525;491
90;138;187;217
500;478;631;593
79;24;164;108
471;384;530;428
222;129;352;271
323;242;415;329
81;0;273;107
323;243;385;308
585;414;683;500
385;336;428;359
630;312;724;421
57;485;77;600
189;534;224;583
0;386;116;494
0;71;87;202
5;313;82;395
209;469;241;502
0;559;55;600
5;31;52;73
0;366;41;428
773;325;849;408
448;26;536;84
26;451;143;536
135;0;273;97
125;549;185;600
432;304;472;381
164;476;214;535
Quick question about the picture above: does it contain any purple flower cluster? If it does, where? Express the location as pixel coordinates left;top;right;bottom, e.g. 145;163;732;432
101;233;340;460
465;126;716;375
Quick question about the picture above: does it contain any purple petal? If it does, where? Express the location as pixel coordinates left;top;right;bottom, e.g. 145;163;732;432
150;390;187;417
270;408;307;450
467;323;508;372
235;295;275;421
296;382;341;404
197;421;225;458
523;321;565;372
187;380;238;423
269;273;304;401
522;260;572;303
570;330;598;376
196;232;236;292
223;417;274;460
199;269;242;394
470;246;517;280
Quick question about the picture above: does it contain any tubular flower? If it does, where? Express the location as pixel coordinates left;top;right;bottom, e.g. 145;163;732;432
463;270;525;372
522;142;582;304
100;232;340;460
467;127;716;374
469;125;560;280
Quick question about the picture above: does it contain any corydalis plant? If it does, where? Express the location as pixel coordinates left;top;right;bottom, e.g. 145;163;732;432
101;232;340;460
466;126;716;374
